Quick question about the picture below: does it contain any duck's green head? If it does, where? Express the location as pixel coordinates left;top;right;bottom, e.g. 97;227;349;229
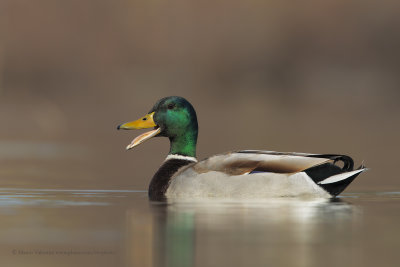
117;96;198;157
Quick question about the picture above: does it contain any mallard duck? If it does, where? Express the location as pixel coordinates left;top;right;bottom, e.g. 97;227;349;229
117;96;366;200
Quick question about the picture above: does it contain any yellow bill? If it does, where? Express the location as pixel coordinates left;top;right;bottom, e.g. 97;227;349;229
117;112;161;150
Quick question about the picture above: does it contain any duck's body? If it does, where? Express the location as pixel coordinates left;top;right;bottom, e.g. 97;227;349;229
118;96;366;200
151;151;364;200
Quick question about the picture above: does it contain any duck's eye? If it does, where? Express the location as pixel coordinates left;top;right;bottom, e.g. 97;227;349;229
142;117;147;121
167;103;175;110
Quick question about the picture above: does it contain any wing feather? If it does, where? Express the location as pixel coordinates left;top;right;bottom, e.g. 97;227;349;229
192;150;337;175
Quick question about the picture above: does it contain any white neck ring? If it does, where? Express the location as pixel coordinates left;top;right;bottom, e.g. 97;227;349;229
165;154;197;162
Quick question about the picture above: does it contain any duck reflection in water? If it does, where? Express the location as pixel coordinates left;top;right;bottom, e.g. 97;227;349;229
125;198;356;267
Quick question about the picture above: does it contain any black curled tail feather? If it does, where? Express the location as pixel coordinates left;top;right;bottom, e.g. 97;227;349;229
307;154;354;171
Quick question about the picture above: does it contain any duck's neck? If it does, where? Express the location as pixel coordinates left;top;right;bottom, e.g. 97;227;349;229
149;120;198;200
168;129;197;158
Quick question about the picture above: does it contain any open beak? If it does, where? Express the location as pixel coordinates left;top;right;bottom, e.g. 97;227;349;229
117;112;161;150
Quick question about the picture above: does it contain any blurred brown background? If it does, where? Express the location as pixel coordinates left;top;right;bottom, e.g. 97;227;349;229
0;0;399;191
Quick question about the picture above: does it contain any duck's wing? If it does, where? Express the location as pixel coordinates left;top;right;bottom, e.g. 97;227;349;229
192;150;355;175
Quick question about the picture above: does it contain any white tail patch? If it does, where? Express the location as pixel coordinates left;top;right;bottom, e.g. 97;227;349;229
318;169;365;185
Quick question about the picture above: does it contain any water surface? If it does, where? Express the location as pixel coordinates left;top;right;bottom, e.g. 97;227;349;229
0;189;399;267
